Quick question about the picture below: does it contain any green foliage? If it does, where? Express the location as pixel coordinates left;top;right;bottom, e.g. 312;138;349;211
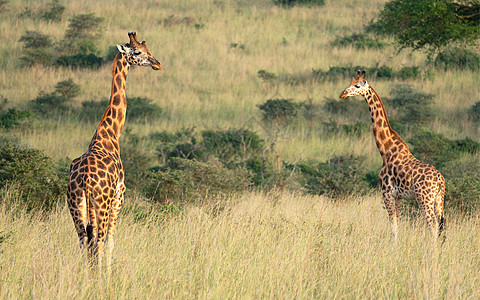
0;143;64;211
54;78;80;100
18;31;53;49
257;99;302;123
56;53;103;68
152;128;201;164
40;0;64;22
64;13;103;41
408;126;479;168
257;70;277;81
386;85;435;125
369;0;480;52
201;129;263;167
332;33;385;49
467;101;480;122
75;99;107;122
0;108;33;129
341;122;371;137
434;47;480;71
398;66;421;79
274;0;325;7
322;97;367;123
445;175;480;212
313;65;395;81
28;92;69;117
126;97;163;121
295;155;373;198
143;158;249;204
59;13;103;58
104;46;119;63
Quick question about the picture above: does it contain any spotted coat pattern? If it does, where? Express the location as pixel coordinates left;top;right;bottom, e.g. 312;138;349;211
340;71;445;240
67;32;161;267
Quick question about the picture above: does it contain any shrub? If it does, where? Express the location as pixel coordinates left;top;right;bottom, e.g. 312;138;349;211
56;53;102;68
313;65;394;81
60;13;103;56
54;78;80;100
398;66;421;79
295;155;372;198
143;158;249;205
18;31;53;49
387;85;435;124
120;131;157;188
28;92;69;117
0;143;65;211
467;101;480;122
434;47;480;71
257;70;277;81
40;0;64;22
104;45;119;63
274;0;325;7
257;99;302;123
445;175;480;212
322;97;367;123
0;108;34;129
152;128;202;165
126;97;163;121
408;126;479;168
201;129;263;167
332;33;385;49
341;122;370;136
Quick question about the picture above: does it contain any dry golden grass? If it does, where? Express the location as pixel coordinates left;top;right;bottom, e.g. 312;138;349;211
1;191;479;299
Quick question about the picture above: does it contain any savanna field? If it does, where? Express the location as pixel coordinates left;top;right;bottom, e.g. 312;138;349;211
0;0;479;298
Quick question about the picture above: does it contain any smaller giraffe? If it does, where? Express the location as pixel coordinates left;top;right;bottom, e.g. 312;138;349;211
339;70;445;241
67;32;161;269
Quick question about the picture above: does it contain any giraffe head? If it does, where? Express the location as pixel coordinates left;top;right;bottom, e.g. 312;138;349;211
339;70;369;99
116;31;162;70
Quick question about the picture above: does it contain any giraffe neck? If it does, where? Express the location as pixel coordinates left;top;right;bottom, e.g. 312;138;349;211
90;53;130;148
363;86;406;162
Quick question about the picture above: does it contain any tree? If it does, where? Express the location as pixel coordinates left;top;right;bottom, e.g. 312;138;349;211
369;0;480;52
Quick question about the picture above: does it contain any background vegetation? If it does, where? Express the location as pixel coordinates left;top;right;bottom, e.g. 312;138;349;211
0;0;478;298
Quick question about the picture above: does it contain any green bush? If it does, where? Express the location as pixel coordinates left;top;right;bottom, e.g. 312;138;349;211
143;158;249;205
408;126;479;169
56;53;102;68
152;128;201;165
54;78;80;100
295;155;373;198
201;129;263;167
467;101;480;122
28;92;69;117
398;66;421;79
274;0;325;7
341;122;370;136
126;97;163;121
257;70;277;81
332;33;385;49
40;0;64;22
386;85;435;125
322;97;367;123
434;47;480;71
0;108;34;129
18;31;53;49
313;65;394;81
0;143;65;211
445;175;480;212
257;99;302;123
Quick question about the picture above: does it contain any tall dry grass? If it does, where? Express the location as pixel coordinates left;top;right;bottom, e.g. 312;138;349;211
1;191;479;299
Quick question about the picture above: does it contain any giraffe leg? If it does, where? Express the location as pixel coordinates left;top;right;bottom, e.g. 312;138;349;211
416;195;439;240
382;190;399;241
67;189;88;257
106;183;125;271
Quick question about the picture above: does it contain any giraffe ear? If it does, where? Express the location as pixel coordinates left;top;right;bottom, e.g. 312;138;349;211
117;44;126;53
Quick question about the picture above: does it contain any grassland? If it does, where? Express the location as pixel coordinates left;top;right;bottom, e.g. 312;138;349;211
1;191;480;299
0;0;479;298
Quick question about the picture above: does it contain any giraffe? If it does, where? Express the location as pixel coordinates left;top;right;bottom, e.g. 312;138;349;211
67;32;161;268
339;70;445;241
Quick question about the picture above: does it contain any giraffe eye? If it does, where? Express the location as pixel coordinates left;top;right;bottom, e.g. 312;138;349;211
134;51;141;55
354;85;360;88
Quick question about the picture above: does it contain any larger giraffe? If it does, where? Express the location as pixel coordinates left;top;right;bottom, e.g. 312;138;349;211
339;70;445;241
67;32;161;268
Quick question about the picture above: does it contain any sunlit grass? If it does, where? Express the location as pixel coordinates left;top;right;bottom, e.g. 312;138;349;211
1;191;479;299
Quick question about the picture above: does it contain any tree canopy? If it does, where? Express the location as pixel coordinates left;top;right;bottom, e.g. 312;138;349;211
369;0;480;52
